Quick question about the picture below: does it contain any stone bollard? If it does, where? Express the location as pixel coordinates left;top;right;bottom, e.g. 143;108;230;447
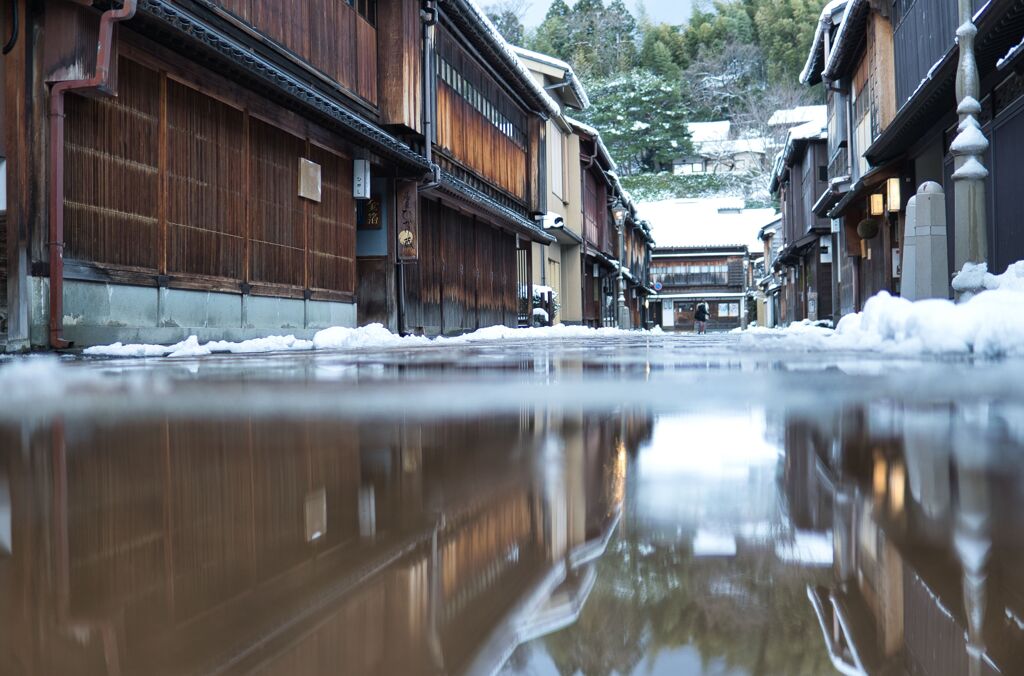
902;195;918;301
913;181;950;300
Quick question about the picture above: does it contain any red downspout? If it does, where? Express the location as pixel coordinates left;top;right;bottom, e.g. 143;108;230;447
48;0;137;348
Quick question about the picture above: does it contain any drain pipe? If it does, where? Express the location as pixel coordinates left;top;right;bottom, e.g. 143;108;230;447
419;0;440;188
399;0;440;335
48;0;137;348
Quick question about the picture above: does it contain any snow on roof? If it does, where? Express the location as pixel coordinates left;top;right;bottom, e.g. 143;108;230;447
687;120;732;144
566;116;617;170
454;0;561;118
638;196;779;251
787;119;827;142
820;0;868;81
697;137;768;157
510;46;591;109
998;35;1024;70
799;0;849;85
768;105;827;128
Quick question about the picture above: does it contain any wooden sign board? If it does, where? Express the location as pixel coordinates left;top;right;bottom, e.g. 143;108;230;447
397;180;419;261
298;158;322;202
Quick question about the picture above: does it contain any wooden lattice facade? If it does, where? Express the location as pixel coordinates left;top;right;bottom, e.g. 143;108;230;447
0;0;554;348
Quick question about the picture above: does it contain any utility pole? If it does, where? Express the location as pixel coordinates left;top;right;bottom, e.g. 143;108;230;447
950;0;989;297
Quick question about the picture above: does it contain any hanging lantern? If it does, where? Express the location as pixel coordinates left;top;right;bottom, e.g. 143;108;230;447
886;178;901;213
869;193;885;216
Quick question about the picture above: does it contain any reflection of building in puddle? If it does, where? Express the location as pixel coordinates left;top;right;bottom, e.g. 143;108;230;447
782;404;1024;676
0;410;652;676
501;409;835;676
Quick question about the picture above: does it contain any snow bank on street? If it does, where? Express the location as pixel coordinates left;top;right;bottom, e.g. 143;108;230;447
741;262;1024;357
85;333;315;358
312;324;429;350
83;323;647;358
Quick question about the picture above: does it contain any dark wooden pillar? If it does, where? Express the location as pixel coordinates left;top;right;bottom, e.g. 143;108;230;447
4;0;46;349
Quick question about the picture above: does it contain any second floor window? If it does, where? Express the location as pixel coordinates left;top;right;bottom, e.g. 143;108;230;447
652;262;729;286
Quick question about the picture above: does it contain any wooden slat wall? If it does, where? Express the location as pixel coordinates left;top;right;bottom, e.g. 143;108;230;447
404;199;517;334
582;169;607;252
166;79;245;279
434;28;528;201
65;58;160;270
355;16;378;104
65;58;357;298
376;0;422;132
308;146;356;294
215;0;376;106
249;118;306;289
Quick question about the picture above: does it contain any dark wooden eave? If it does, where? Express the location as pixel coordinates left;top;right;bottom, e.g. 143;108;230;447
133;0;431;173
434;170;556;244
828;163;899;218
865;0;1024;166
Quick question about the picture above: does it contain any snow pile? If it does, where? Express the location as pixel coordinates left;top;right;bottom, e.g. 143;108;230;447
85;334;314;358
442;323;634;343
742;262;1024;357
83;323;650;359
952;260;1024;293
312;324;429;350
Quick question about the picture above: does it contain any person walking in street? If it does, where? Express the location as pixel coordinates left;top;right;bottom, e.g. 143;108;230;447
694;301;709;335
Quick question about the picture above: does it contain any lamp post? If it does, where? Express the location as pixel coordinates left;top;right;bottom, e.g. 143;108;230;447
951;0;989;298
611;199;629;329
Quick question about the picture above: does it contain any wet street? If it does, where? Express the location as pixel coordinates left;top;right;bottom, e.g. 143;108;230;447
2;333;1024;675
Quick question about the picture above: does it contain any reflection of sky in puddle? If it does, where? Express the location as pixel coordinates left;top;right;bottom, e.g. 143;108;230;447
634;411;782;543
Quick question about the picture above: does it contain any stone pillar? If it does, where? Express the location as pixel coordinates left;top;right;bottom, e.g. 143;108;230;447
951;0;989;299
914;182;950;300
901;195;918;301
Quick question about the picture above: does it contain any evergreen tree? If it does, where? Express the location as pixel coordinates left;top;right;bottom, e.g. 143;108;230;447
484;1;527;45
640;23;688;73
752;0;821;83
527;0;573;61
580;70;693;175
641;39;681;79
681;0;757;63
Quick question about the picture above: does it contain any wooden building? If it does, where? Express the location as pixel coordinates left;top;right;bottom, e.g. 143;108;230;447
768;114;835;325
0;0;556;349
801;0;1024;316
860;0;1024;282
610;173;655;328
514;47;588;326
568;117;622;327
643;197;778;332
801;0;903;318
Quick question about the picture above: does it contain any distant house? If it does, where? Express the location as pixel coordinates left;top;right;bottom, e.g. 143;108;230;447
768;118;833;326
639;197;779;331
673;121;768;176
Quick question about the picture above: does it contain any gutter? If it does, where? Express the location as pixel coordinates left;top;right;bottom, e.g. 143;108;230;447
48;0;138;349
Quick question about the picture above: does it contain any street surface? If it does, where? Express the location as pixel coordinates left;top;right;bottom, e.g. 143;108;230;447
2;332;1023;675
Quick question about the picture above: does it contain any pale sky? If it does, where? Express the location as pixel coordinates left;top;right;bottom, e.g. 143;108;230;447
522;0;695;27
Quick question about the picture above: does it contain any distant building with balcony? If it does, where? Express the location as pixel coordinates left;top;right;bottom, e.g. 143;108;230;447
639;197;779;332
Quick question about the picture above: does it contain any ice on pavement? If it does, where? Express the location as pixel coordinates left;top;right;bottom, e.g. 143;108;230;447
742;261;1024;357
